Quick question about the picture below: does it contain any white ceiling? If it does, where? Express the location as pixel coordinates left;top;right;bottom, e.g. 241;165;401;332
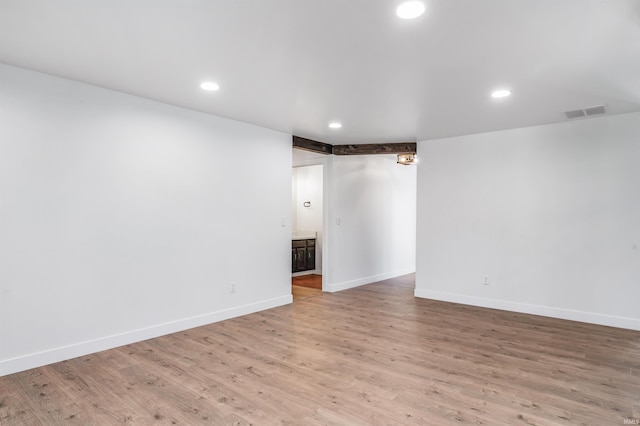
1;0;639;144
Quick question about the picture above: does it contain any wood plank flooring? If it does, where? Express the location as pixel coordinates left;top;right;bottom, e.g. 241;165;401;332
2;274;639;425
292;275;322;302
292;275;322;290
291;285;322;302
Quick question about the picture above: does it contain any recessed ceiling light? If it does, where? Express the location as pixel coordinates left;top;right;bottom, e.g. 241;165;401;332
200;81;220;91
491;89;511;98
328;122;342;129
396;1;426;19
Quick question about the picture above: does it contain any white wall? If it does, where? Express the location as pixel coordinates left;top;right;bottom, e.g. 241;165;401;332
415;112;640;330
327;155;417;292
291;168;298;234
292;148;327;163
293;165;323;235
0;64;293;376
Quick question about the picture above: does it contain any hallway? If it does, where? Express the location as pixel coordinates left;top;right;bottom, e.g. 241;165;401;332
292;274;322;302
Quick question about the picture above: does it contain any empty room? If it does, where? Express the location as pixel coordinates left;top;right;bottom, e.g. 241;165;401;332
1;1;639;425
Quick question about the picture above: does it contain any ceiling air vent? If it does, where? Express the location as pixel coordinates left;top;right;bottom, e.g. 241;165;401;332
584;105;606;116
564;105;606;119
564;109;586;119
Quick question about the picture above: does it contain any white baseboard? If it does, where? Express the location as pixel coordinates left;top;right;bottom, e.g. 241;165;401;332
0;295;292;377
414;289;640;331
327;269;415;293
291;270;319;277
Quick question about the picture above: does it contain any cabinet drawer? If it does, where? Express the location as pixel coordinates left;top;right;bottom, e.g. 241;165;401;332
306;239;315;247
292;240;306;248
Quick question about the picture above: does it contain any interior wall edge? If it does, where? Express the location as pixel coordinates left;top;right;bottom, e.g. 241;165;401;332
415;111;640;333
326;269;415;293
0;294;292;378
414;289;640;331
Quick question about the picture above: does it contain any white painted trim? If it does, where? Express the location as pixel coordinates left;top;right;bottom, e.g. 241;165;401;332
292;153;331;292
321;157;332;292
0;295;292;377
327;268;415;293
292;156;328;168
414;289;640;331
291;270;317;277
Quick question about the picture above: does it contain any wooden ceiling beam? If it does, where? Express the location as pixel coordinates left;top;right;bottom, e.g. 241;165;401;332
293;136;417;156
333;142;416;155
292;135;333;155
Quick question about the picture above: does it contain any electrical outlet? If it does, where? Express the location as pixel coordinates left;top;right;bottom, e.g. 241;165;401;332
230;281;236;293
483;276;489;286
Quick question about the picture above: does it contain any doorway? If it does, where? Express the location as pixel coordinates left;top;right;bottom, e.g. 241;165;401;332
291;160;324;301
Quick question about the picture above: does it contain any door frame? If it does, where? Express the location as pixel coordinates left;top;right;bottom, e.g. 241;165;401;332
292;152;331;292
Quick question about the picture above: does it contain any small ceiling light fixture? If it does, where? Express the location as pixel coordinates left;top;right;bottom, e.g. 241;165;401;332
397;153;418;165
200;81;220;91
328;122;342;129
396;1;426;19
491;89;511;98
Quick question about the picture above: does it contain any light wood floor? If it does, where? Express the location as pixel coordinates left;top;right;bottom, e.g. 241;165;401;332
1;274;639;425
291;285;322;302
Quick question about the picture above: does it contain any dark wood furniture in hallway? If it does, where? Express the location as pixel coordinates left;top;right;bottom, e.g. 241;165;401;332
1;274;639;424
292;238;315;273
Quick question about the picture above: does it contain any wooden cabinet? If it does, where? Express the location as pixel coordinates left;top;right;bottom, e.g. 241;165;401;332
292;239;315;273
